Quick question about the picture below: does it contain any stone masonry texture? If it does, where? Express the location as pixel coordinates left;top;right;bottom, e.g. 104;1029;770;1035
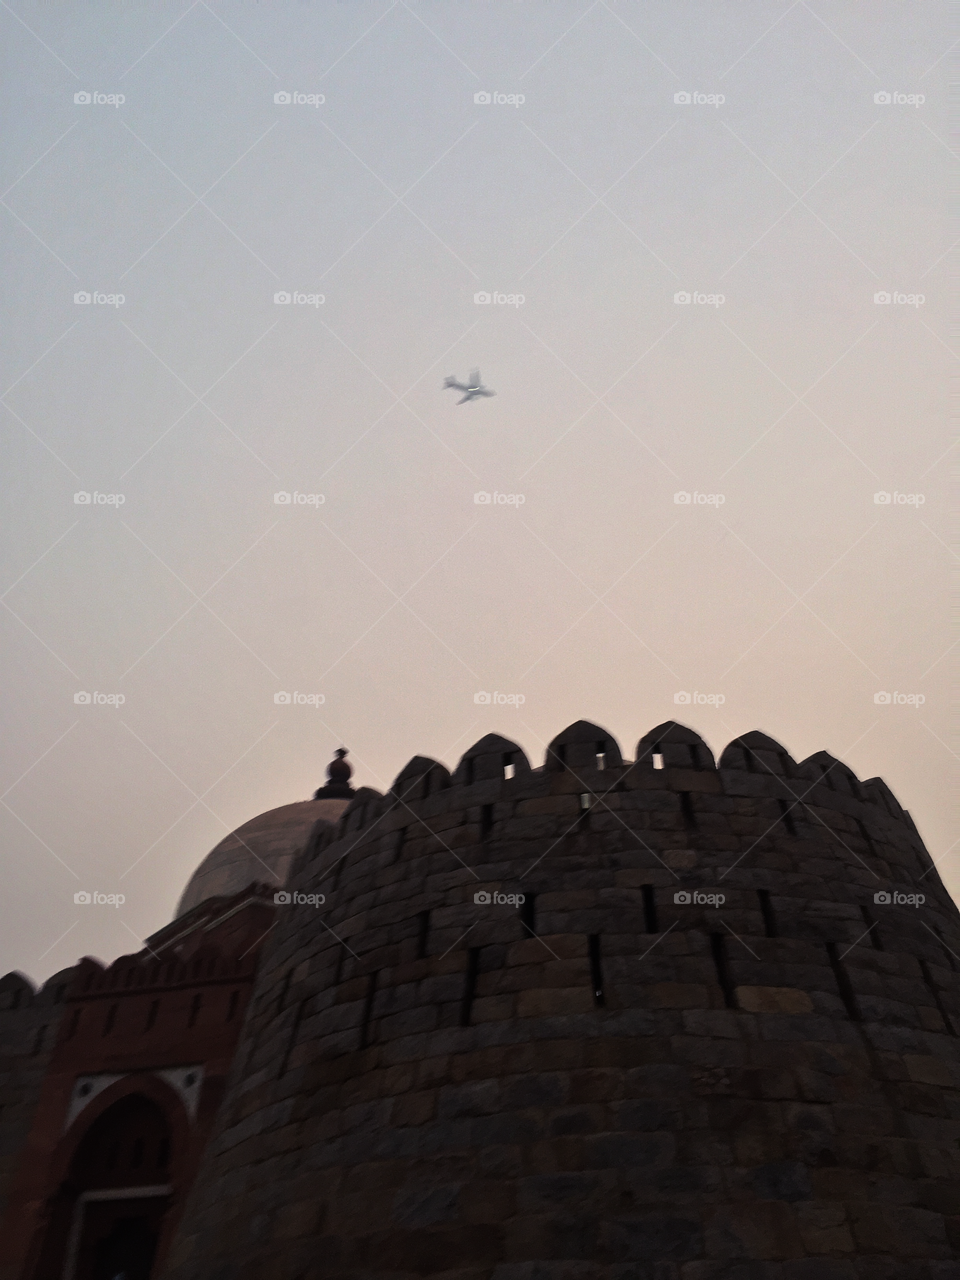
157;722;960;1280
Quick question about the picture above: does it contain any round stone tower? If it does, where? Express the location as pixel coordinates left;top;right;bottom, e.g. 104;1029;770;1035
159;722;960;1280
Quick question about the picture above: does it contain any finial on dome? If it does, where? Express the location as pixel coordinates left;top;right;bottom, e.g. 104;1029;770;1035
314;748;355;800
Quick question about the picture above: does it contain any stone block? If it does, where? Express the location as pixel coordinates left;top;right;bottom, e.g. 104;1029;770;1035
736;987;814;1015
518;988;595;1017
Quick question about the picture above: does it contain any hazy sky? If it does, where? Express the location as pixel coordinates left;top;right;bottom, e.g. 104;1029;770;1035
1;1;952;981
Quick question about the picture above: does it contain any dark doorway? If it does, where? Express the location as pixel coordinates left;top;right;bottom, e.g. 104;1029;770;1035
77;1196;168;1280
31;1095;173;1280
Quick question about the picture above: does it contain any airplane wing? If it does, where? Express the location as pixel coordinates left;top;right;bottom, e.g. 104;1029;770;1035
478;388;496;397
445;379;470;392
469;368;481;388
457;393;474;404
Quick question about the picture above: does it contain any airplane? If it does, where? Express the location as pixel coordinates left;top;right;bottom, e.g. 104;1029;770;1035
443;369;496;404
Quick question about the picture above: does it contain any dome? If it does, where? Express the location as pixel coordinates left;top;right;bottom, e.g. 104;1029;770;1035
174;798;350;919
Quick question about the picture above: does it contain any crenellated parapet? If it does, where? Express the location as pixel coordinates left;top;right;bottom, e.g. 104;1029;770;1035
303;722;933;892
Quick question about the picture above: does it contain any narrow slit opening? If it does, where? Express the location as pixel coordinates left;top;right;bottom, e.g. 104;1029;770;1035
460;948;480;1026
145;999;159;1031
641;885;659;934
860;906;883;951
920;958;956;1035
757;889;778;938
359;971;378;1048
652;743;664;770
856;819;876;858
519;893;536;937
826;942;861;1020
710;934;737;1008
280;997;308;1075
679;791;696;831
392;826;406;863
480;803;494;840
416;909;431;959
588;934;605;1006
777;798;797;837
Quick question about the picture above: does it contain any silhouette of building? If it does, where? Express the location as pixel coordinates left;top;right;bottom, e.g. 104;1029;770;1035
2;729;959;1279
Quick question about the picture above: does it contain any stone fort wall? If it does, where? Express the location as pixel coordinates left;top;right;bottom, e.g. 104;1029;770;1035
159;721;960;1280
